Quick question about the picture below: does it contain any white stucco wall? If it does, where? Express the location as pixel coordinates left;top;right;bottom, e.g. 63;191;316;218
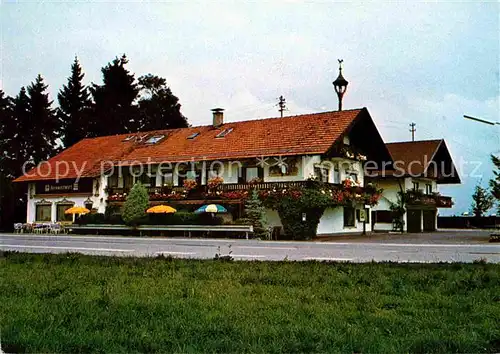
371;176;440;232
317;205;372;235
26;176;107;223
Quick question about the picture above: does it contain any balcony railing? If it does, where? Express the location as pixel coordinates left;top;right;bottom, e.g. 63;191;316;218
406;192;453;208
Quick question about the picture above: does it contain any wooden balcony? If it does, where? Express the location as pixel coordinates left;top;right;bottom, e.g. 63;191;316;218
406;193;453;208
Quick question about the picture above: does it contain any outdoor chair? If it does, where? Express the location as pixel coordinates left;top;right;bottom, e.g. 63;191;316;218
13;223;23;234
22;223;33;233
49;223;62;234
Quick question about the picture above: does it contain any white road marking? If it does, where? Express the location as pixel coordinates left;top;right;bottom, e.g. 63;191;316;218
303;257;352;261
155;251;196;255
237;246;297;250
318;242;500;248
231;254;266;258
0;244;133;252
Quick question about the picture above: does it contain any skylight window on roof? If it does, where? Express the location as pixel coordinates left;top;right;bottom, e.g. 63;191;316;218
215;127;233;138
145;135;165;144
187;132;200;139
123;136;135;142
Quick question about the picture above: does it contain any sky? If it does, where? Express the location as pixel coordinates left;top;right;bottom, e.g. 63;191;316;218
1;1;499;215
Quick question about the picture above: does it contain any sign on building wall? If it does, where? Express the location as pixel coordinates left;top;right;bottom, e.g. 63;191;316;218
35;178;93;195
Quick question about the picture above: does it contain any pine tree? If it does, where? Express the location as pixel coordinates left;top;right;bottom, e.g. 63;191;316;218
26;74;60;165
7;87;31;177
0;90;14;173
244;189;269;239
90;54;139;136
58;57;92;147
122;182;149;226
490;154;500;212
471;183;494;217
137;74;188;131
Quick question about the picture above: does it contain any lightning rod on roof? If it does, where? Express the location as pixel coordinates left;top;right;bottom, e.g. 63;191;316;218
277;96;287;118
409;122;416;141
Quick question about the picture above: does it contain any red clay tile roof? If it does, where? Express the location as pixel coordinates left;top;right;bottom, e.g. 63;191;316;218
15;108;364;182
386;139;443;175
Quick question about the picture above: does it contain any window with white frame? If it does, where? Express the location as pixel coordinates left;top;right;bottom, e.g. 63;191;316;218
426;184;432;195
333;165;341;184
314;166;329;183
36;204;52;222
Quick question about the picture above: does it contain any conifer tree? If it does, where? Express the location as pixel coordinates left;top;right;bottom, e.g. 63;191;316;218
122;182;149;226
58;57;92;147
244;189;269;239
471;183;494;217
26;74;60;165
490;154;500;211
90;54;139;135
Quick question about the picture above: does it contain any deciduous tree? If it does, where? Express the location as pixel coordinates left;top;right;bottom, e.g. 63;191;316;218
137;74;188;131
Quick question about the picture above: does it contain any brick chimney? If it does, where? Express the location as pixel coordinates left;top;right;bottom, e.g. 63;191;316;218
212;108;224;128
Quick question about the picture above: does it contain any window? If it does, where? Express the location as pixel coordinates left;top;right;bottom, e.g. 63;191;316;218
36;205;52;222
138;173;151;186
333;165;340;184
215;127;233;138
123;135;135;142
84;201;93;211
161;171;173;186
375;210;392;223
246;167;259;181
314;166;329;182
56;204;73;222
145;135;165;144
412;182;419;191
426;184;432;195
108;174;118;188
178;169;201;186
344;206;355;227
187;132;200;139
348;172;358;183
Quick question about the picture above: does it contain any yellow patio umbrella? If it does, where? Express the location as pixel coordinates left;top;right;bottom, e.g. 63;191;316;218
147;205;177;214
64;206;90;215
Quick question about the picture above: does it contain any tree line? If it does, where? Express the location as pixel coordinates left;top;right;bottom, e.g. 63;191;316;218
471;156;500;217
0;54;189;229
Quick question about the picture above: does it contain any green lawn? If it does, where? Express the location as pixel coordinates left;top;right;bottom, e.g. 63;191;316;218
1;252;499;353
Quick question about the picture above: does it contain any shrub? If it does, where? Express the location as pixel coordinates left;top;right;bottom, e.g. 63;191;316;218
122;182;149;226
244;189;269;239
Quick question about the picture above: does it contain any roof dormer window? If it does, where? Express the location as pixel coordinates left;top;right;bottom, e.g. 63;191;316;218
145;135;165;144
187;132;200;139
215;127;233;138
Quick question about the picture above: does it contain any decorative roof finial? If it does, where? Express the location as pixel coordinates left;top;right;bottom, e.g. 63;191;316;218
333;59;348;111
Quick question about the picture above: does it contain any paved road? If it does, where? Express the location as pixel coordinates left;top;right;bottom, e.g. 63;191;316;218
1;233;499;263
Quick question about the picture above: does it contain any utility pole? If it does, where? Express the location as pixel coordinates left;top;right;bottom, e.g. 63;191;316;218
278;95;287;118
409;122;416;141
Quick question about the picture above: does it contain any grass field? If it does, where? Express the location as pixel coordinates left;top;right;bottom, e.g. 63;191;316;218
1;252;499;353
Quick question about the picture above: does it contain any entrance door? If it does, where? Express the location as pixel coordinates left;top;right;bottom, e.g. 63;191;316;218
407;209;422;233
423;210;437;231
